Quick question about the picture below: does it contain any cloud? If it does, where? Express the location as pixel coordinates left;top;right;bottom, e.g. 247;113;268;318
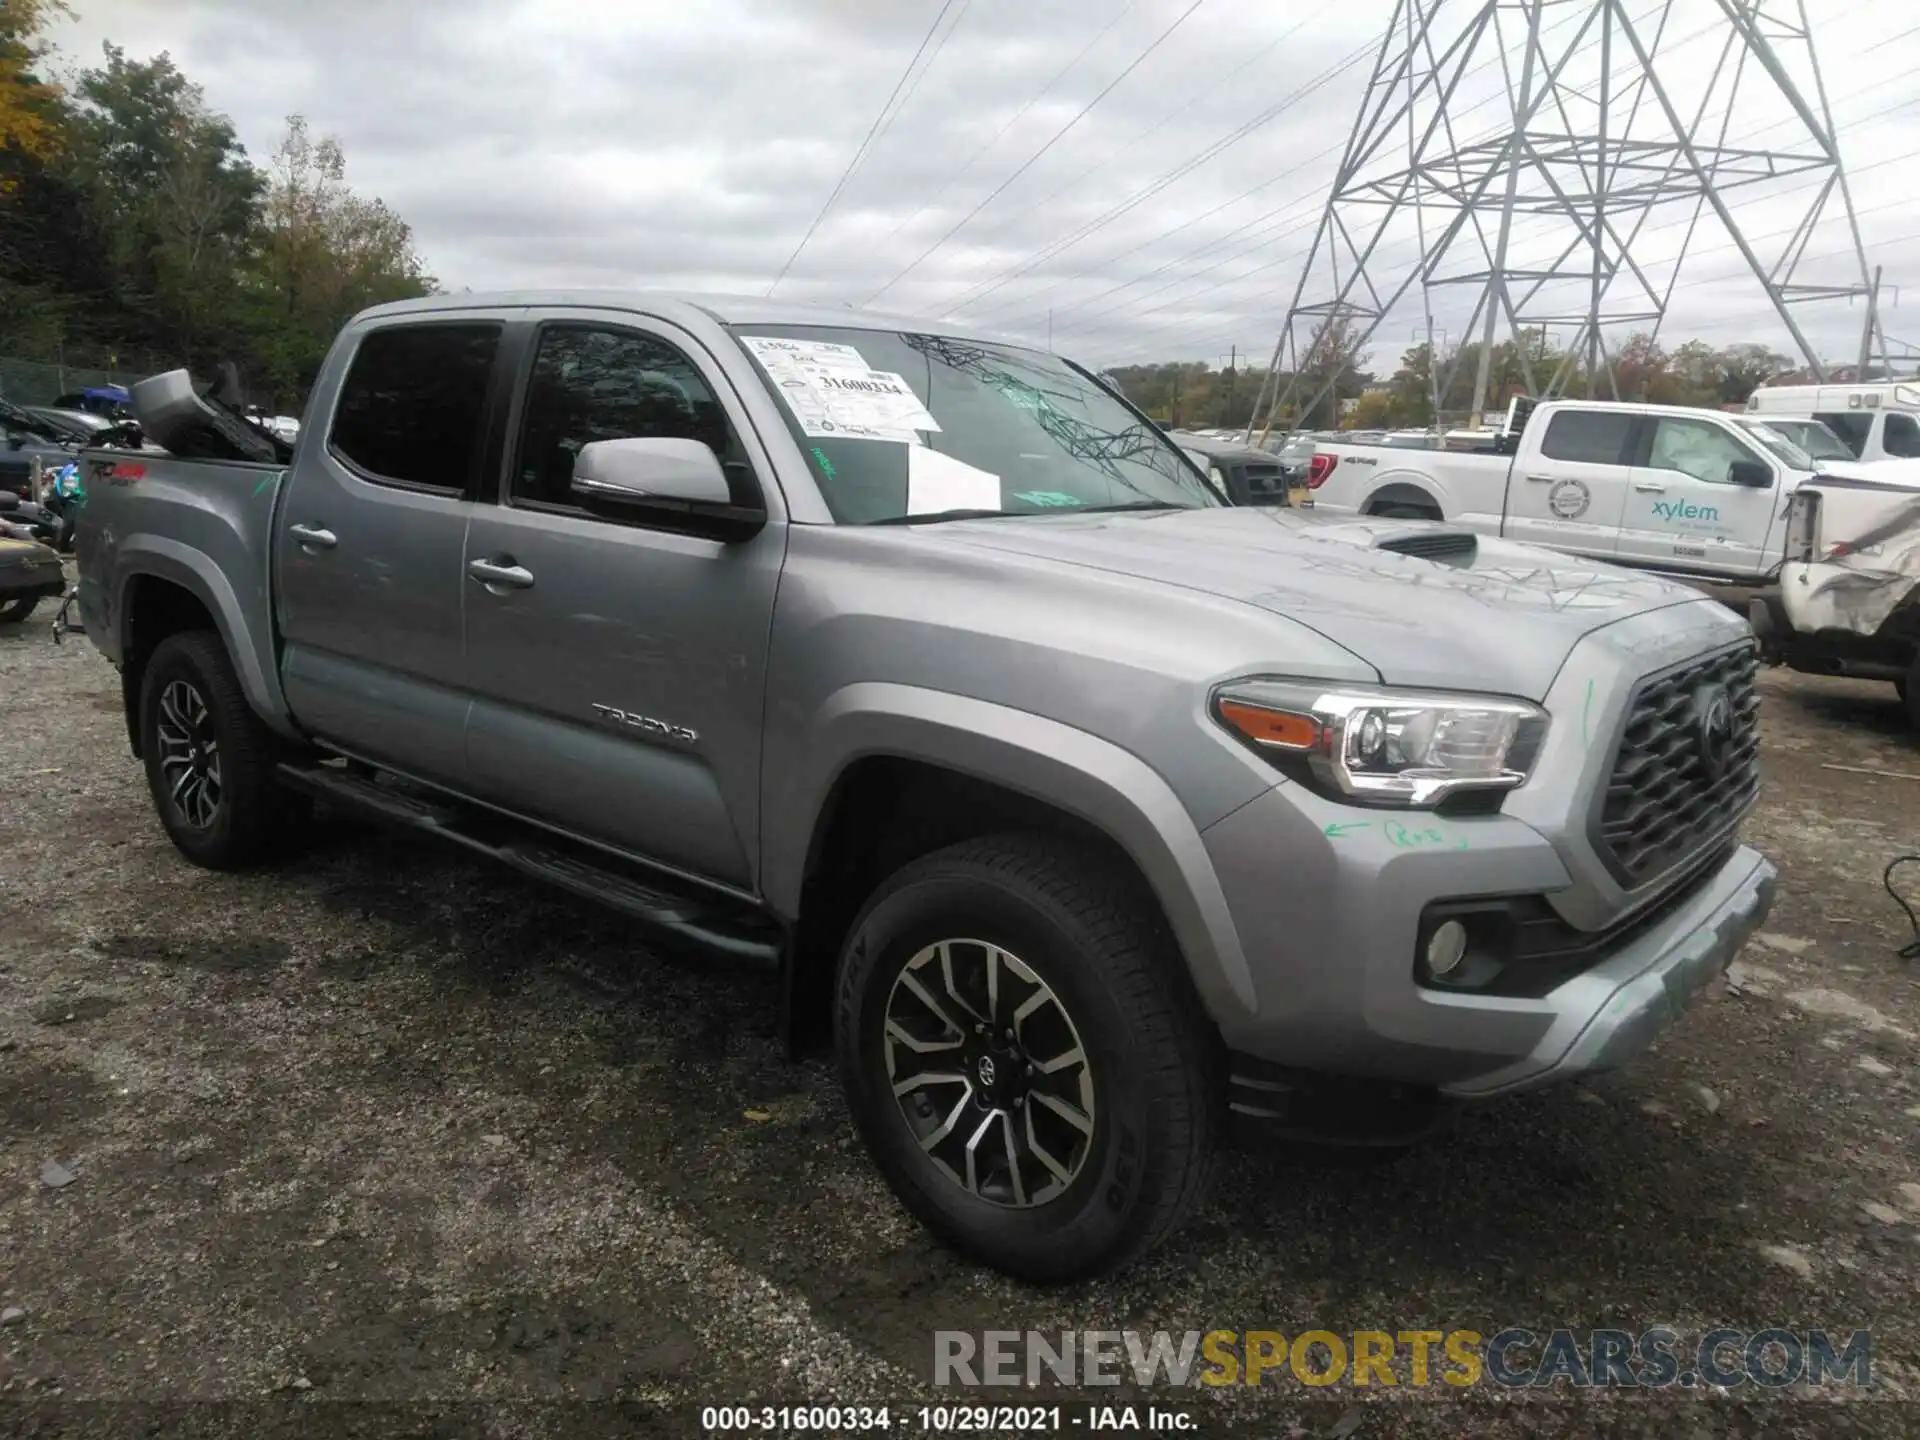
48;0;1920;374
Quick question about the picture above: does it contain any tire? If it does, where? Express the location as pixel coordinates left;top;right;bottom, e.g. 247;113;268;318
0;595;39;624
1902;671;1920;731
138;631;311;869
835;833;1221;1281
1370;501;1440;521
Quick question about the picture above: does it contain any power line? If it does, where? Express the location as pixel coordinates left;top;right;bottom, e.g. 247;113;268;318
933;35;1380;316
1097;153;1920;367
1055;10;1906;359
863;0;1211;306
963;0;1687;329
864;0;975;164
956;5;1607;326
930;10;1325;291
874;1;1140;253
767;0;963;297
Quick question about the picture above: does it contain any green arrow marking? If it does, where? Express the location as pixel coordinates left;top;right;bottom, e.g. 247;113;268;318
1324;821;1373;839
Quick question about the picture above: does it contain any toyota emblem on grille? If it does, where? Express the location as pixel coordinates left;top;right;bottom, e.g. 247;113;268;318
1695;685;1735;777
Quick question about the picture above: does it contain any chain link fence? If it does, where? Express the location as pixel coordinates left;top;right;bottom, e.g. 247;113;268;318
0;356;168;406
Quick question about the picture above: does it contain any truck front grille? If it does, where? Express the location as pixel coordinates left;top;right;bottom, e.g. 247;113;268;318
1594;642;1760;888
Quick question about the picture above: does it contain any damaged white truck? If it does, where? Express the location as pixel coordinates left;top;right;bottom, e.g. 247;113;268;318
1751;459;1920;726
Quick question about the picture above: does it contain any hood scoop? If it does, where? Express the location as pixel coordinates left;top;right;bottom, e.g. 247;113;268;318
1373;528;1479;566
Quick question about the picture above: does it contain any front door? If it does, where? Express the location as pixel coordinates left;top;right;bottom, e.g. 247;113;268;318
1502;407;1633;557
461;314;786;889
275;318;505;786
1616;413;1780;579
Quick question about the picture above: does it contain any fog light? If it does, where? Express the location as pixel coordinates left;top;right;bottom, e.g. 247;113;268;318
1425;919;1468;976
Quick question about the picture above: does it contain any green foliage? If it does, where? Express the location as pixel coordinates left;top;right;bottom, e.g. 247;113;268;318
0;25;435;405
1107;328;1794;434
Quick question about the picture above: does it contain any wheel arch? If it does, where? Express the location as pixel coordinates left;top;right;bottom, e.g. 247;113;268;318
115;539;295;757
1362;477;1446;518
767;684;1256;1049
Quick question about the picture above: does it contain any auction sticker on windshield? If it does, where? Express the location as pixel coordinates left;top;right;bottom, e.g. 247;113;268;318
742;336;942;442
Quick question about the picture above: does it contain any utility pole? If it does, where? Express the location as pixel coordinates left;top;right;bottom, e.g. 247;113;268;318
1252;0;1880;434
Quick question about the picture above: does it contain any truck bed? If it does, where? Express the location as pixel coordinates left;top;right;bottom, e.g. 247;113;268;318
75;448;291;729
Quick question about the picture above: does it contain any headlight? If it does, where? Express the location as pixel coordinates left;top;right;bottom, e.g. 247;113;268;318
1213;679;1547;808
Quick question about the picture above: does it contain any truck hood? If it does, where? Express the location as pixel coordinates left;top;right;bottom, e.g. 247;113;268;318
930;506;1709;699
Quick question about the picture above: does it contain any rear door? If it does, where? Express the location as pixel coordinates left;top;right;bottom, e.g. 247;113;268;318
460;311;786;887
1616;413;1779;578
275;317;508;786
1501;407;1633;556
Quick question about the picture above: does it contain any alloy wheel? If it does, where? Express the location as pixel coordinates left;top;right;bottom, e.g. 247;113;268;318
155;678;222;829
882;938;1097;1207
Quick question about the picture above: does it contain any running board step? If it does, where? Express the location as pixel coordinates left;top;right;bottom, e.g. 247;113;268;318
276;761;782;968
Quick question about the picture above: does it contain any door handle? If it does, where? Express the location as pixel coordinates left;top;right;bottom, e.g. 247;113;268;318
288;523;337;550
1633;482;1667;493
468;557;535;591
1523;473;1556;483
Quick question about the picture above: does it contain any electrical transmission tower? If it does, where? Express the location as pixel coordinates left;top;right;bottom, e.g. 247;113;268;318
1248;0;1885;437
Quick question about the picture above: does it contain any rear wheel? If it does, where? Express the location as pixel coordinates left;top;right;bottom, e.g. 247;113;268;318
0;595;39;624
835;834;1220;1281
139;631;310;869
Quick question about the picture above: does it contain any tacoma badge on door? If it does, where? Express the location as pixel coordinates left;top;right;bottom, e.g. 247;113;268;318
590;703;698;745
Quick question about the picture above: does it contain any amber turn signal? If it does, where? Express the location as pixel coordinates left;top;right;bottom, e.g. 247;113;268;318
1218;699;1321;751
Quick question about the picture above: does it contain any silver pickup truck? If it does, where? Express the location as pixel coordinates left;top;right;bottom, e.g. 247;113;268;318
74;291;1776;1280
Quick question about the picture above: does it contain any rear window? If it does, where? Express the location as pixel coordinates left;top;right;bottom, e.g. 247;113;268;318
1540;410;1634;465
329;323;501;491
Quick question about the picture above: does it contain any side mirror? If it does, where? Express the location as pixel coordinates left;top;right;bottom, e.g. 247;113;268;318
1728;459;1774;488
572;436;733;507
569;436;765;541
0;492;19;511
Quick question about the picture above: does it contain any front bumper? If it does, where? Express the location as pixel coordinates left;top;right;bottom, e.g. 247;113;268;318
1440;844;1773;1097
1200;777;1775;1097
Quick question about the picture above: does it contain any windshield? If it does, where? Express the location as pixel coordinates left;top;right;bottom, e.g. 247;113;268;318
731;325;1222;523
1737;418;1816;469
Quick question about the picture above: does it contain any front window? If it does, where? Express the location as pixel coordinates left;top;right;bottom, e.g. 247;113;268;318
1646;417;1765;485
1737;419;1815;469
731;325;1221;523
1770;419;1852;463
1814;412;1870;457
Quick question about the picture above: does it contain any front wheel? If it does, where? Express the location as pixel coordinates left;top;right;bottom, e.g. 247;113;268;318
835;834;1221;1281
0;595;39;624
139;631;311;869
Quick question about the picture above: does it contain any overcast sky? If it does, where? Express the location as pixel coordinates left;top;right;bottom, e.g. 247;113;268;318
47;0;1920;376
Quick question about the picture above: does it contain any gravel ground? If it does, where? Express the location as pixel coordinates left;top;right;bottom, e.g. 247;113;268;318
3;597;1919;1438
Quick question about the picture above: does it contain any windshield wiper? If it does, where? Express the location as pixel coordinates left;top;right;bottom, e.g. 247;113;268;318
1072;501;1185;514
865;509;1019;526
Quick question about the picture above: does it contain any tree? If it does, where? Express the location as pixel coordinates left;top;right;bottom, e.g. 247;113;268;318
66;44;262;361
243;115;435;398
1714;343;1791;405
0;0;67;187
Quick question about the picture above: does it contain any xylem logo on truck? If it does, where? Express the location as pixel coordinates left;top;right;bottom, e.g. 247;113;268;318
1653;499;1718;523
